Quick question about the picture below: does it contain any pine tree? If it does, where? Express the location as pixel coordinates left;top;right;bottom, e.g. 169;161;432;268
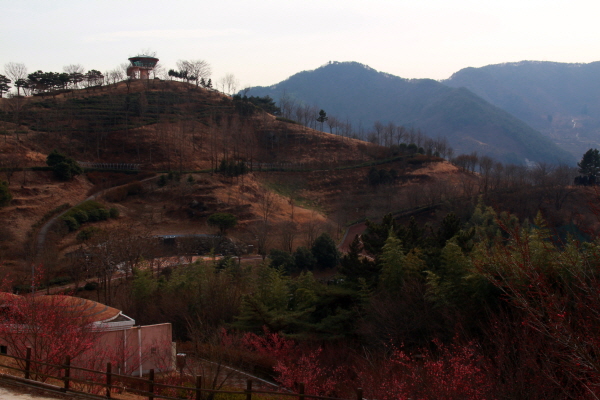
380;232;406;292
577;148;600;184
316;109;328;131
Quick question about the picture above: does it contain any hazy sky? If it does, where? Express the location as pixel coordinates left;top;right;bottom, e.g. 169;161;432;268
2;0;598;88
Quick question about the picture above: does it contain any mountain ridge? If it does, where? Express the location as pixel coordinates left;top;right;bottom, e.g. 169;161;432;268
247;61;575;165
444;60;600;157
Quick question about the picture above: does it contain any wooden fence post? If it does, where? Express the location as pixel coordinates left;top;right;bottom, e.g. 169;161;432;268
106;362;112;399
298;383;305;400
148;369;154;400
62;356;71;392
195;375;202;400
246;379;252;400
356;387;363;400
24;347;31;380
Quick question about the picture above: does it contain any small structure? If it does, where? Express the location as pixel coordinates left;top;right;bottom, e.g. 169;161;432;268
127;55;159;80
0;294;174;376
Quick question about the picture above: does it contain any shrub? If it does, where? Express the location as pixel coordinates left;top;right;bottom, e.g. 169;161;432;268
62;216;80;231
49;276;71;286
87;208;100;222
77;227;99;242
53;162;75;181
109;207;120;218
126;181;143;195
72;209;89;224
46;150;82;181
0;180;12;207
276;117;299;124
84;281;98;291
98;208;110;220
104;186;129;202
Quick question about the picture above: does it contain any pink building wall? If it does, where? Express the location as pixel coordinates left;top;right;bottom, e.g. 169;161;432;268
85;323;174;376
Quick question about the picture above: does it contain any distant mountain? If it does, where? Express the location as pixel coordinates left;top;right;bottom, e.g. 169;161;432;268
444;61;600;158
247;62;574;165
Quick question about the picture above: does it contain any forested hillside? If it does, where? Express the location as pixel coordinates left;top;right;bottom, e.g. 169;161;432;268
445;60;600;158
247;61;574;165
2;73;600;399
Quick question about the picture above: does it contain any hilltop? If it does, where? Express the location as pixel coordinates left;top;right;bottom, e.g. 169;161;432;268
0;79;463;279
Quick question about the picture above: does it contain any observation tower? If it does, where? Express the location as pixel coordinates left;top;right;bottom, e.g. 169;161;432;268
127;55;159;79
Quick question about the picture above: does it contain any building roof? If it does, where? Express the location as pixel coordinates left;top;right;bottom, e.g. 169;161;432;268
37;295;122;323
128;56;159;68
1;294;122;323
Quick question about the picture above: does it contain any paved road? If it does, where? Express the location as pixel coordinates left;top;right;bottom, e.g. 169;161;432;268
0;383;78;400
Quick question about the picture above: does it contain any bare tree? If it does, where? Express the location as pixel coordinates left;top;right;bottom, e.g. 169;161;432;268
395;125;407;145
278;91;296;120
0;153;21;182
108;68;125;85
151;62;166;79
249;221;272;260
258;189;276;224
177;59;211;86
277;221;299;253
220;73;239;95
478;156;494;193
4;62;27;96
63;64;84;74
373;121;384;145
302;211;323;248
326;116;339;134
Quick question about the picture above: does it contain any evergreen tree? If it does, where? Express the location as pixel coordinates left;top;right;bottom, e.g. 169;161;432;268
379;232;406;292
338;235;379;287
316;109;328;131
207;212;238;236
0;74;11;98
577;148;600;184
293;246;317;271
311;233;339;270
46;150;82;181
362;214;399;256
269;249;295;271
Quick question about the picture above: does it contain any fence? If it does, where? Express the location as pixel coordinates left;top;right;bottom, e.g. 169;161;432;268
0;348;363;400
79;162;141;171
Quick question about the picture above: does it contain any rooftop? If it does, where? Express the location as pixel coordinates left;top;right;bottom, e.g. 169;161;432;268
0;294;124;323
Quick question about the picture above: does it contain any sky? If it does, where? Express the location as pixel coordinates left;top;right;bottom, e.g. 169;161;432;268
1;0;599;89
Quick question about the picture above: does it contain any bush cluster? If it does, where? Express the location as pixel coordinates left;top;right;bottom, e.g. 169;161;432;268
104;181;144;202
46;149;82;181
217;159;248;177
269;233;340;273
367;167;398;186
60;200;118;232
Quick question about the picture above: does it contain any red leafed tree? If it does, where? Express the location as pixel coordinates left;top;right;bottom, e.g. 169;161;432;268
236;328;492;399
236;328;342;396
355;340;493;400
0;293;99;380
